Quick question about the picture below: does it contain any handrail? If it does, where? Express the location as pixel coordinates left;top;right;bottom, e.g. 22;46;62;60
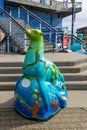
0;7;25;31
21;5;58;33
69;34;85;44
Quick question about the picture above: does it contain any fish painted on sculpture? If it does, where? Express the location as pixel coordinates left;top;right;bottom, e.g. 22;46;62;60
14;29;68;121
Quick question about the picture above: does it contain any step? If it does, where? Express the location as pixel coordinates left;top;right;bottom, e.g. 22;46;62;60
0;72;87;82
0;61;75;67
0;53;87;67
0;80;87;91
66;81;87;90
64;74;87;81
0;67;22;74
1;61;87;74
64;70;87;81
54;58;87;66
0;82;16;91
59;62;87;73
0;62;22;67
45;52;87;66
0;74;22;82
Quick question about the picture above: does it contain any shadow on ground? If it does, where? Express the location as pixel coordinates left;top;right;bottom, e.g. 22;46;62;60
0;98;87;130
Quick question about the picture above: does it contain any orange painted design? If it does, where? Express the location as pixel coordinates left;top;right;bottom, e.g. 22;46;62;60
63;34;68;47
50;99;58;112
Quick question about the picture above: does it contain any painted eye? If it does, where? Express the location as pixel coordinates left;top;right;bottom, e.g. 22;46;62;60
22;79;30;88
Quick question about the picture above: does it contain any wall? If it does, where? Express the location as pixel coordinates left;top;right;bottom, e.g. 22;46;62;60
32;9;62;30
0;30;5;42
5;5;62;31
0;0;4;8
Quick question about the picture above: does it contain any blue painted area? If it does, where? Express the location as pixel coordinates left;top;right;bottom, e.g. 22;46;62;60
0;0;4;8
32;10;62;29
77;33;83;40
71;43;81;52
71;33;83;52
32;10;51;25
52;14;62;28
11;7;18;19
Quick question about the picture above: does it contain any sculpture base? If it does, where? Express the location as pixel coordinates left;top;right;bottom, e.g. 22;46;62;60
14;77;68;121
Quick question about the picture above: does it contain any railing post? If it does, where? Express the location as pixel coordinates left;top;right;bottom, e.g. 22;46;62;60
55;32;58;46
52;32;57;53
7;36;10;53
27;13;29;24
40;21;42;30
24;34;27;52
81;42;83;53
9;9;12;35
49;29;52;43
68;35;71;50
18;7;20;19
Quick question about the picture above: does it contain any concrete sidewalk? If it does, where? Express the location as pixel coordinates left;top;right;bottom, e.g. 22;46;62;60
0;107;87;130
0;91;87;130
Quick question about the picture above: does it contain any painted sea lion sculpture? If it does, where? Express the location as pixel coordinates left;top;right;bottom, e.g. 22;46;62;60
14;29;68;121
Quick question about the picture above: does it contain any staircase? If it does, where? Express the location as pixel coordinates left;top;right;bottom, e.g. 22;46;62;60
0;6;60;53
0;7;27;53
0;53;87;91
58;58;87;90
5;6;62;51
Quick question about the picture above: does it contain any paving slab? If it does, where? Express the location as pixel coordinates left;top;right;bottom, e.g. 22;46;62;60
67;90;87;107
0;107;87;130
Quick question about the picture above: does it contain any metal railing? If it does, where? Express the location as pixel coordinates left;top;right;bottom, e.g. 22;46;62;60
68;34;86;52
65;2;82;9
6;5;64;52
0;7;28;52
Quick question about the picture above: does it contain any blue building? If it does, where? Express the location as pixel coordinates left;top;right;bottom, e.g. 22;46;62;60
0;0;82;53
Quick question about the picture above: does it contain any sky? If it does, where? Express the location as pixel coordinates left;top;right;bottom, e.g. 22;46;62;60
62;0;87;33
